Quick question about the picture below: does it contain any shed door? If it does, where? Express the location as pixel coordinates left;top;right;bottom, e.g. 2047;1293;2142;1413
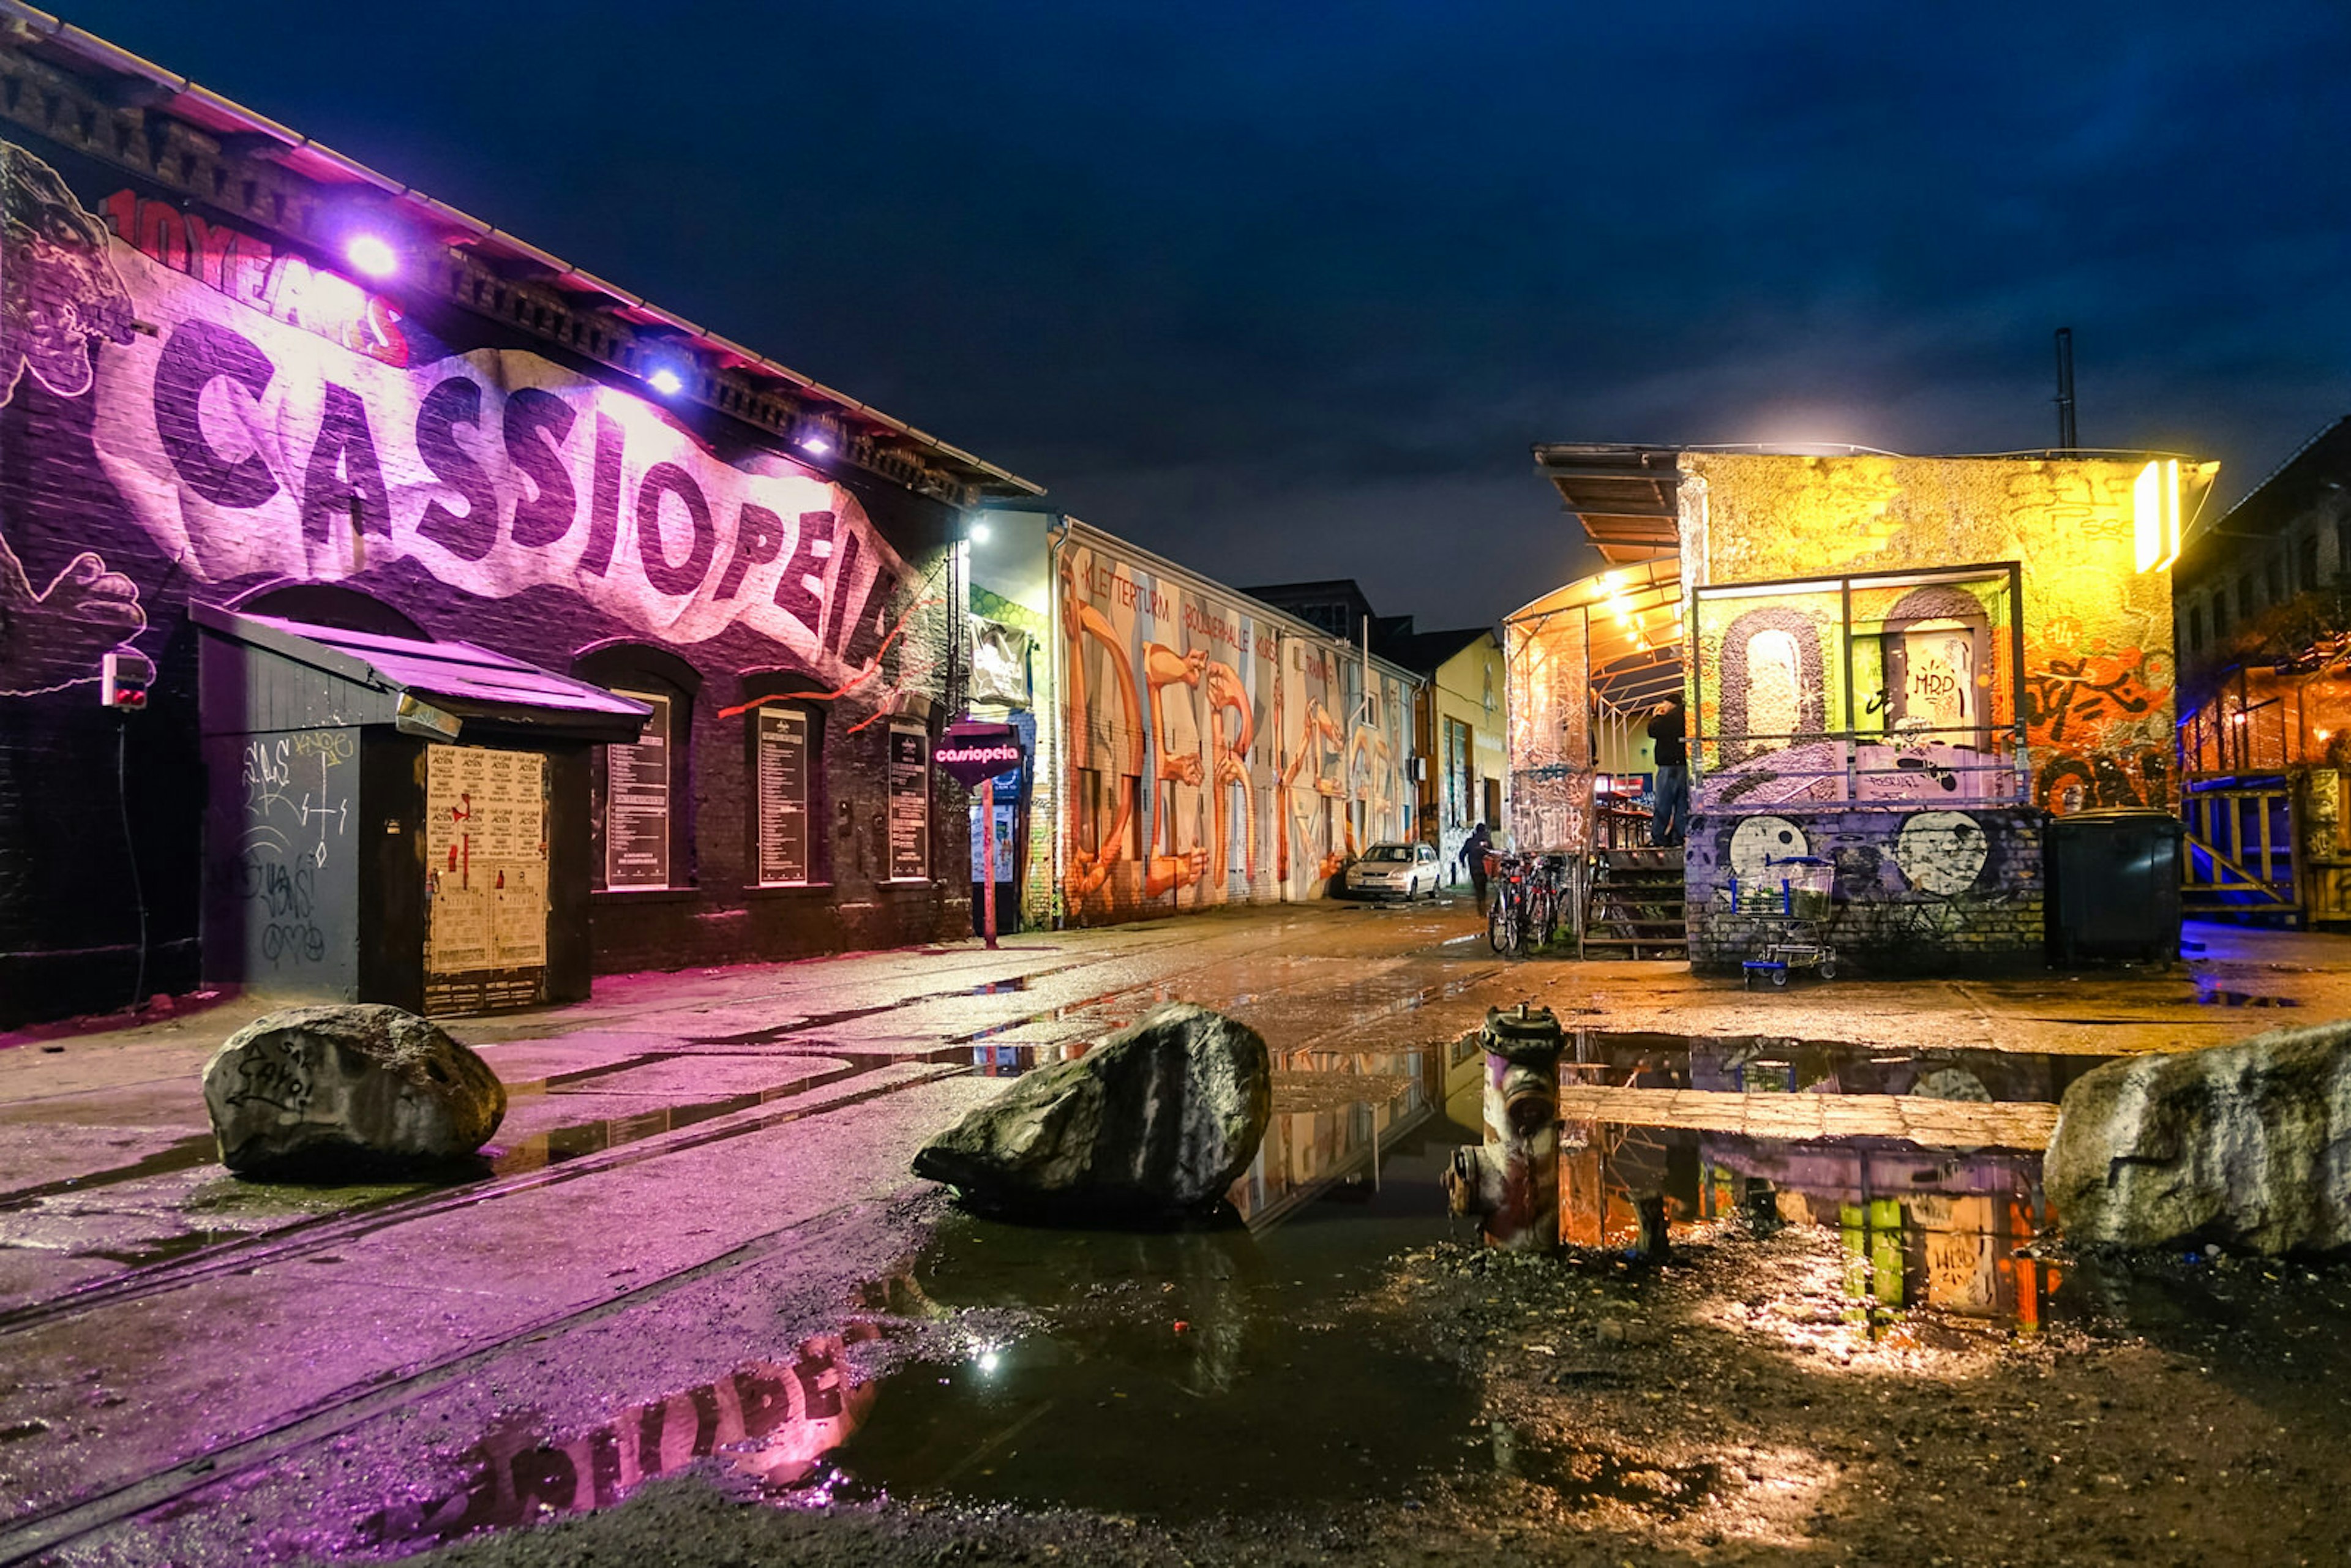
422;745;550;1015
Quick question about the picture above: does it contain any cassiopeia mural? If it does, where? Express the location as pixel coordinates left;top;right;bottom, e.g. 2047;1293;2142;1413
1056;538;1413;919
0;138;917;708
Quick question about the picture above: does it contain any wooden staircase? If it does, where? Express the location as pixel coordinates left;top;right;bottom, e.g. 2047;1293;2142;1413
1580;847;1687;960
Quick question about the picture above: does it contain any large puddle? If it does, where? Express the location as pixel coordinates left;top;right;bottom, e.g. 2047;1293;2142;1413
354;1027;2127;1551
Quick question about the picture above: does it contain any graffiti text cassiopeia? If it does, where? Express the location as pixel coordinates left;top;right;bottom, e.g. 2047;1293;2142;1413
88;242;906;677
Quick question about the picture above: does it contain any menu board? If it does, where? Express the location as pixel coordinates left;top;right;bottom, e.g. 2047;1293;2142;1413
423;745;549;1015
756;706;812;886
887;724;930;881
605;690;672;888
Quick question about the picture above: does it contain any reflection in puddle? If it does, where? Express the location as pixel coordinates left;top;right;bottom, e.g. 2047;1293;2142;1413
1561;1031;2114;1102
1564;1120;2060;1335
487;1060;865;1176
370;1067;1487;1544
2194;987;2300;1008
359;1332;876;1548
788;1118;1481;1518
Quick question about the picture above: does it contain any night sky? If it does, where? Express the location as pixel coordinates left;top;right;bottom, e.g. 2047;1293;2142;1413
71;1;2351;629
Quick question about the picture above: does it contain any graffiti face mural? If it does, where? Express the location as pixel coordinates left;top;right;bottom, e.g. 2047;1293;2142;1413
1727;815;1808;880
1893;810;1989;896
1057;539;1412;918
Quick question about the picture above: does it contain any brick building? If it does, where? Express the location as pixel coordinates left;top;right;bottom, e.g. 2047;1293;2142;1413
1517;444;2211;976
0;21;1037;1026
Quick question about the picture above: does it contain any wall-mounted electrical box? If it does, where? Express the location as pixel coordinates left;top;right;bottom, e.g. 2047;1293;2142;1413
99;651;149;709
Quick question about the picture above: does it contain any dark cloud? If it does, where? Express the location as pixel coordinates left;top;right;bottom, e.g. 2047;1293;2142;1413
72;0;2351;626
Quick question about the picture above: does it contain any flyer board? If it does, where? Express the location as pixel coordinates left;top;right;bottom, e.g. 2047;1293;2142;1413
887;725;929;881
969;798;1017;880
423;745;550;1015
756;706;812;886
605;690;672;888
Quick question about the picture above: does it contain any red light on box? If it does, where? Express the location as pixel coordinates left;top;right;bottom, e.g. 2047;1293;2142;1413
100;651;149;710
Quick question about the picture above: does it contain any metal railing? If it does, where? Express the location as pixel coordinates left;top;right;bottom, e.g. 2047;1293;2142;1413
1688;724;2030;811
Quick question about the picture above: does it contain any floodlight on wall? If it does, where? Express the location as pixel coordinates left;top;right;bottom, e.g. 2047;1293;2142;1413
2134;458;2182;572
647;366;687;396
344;233;399;280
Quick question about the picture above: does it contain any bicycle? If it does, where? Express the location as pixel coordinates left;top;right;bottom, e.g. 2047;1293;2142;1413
1488;853;1540;956
1532;853;1575;949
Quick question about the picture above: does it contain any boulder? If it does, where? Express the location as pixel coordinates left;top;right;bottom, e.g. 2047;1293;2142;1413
2045;1021;2351;1255
201;1005;506;1174
913;1003;1272;1221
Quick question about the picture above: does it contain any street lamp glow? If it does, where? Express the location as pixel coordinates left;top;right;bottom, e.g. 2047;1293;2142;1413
647;366;686;396
344;233;398;279
970;522;991;544
799;433;833;457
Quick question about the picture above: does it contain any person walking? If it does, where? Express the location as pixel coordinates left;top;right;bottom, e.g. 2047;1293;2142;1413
1461;821;1493;913
1648;696;1689;848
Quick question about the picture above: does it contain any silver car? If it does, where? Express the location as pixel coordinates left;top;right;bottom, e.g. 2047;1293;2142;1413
1345;842;1442;900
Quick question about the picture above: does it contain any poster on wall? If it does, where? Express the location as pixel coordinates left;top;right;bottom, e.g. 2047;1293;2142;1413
887;725;930;881
969;799;1018;881
606;691;672;888
755;706;811;886
423;745;549;1015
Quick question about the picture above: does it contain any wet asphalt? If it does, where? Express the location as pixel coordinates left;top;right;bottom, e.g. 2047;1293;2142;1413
0;899;2345;1564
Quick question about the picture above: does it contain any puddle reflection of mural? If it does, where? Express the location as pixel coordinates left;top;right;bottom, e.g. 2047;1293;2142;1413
1561;1124;2058;1330
1231;1051;1431;1223
359;1330;877;1550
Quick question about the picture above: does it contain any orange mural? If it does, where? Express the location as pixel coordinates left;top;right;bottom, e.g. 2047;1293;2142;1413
1056;535;1414;920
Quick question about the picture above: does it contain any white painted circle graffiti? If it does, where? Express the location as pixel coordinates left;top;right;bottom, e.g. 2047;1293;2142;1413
1727;816;1808;882
1894;810;1988;896
1913;1067;1993;1101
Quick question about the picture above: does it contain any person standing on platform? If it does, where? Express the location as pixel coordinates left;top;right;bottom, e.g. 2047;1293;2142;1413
1648;696;1689;849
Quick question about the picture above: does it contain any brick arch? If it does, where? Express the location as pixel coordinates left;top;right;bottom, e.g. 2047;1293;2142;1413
1717;607;1825;766
1880;585;1991;741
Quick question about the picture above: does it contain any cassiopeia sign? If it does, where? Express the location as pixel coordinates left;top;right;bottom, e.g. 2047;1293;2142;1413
932;721;1024;788
0;141;910;700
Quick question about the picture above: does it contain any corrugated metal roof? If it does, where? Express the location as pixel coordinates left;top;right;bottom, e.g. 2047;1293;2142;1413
193;604;652;727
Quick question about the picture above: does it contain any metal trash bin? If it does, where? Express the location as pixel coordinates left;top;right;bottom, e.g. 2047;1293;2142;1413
2045;808;2184;966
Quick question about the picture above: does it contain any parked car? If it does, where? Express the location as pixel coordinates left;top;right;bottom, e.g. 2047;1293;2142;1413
1345;842;1442;900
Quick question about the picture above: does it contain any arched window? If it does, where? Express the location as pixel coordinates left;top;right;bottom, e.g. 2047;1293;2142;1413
232;582;429;641
1881;585;1992;751
573;642;702;891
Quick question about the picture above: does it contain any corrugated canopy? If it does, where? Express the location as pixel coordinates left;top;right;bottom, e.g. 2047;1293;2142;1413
193;604;652;743
1532;445;1684;563
1505;558;1684;716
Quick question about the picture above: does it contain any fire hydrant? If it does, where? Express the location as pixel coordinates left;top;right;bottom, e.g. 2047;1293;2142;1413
1444;1002;1565;1252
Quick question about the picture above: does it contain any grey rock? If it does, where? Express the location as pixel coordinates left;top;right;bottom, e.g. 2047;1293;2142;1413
912;1003;1272;1221
201;1005;506;1174
2045;1021;2351;1254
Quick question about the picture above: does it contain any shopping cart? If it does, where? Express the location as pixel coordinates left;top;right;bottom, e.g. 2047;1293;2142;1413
1728;854;1837;988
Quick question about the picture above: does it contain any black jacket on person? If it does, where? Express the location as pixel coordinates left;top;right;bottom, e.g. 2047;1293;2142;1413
1647;705;1687;768
1461;828;1491;878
